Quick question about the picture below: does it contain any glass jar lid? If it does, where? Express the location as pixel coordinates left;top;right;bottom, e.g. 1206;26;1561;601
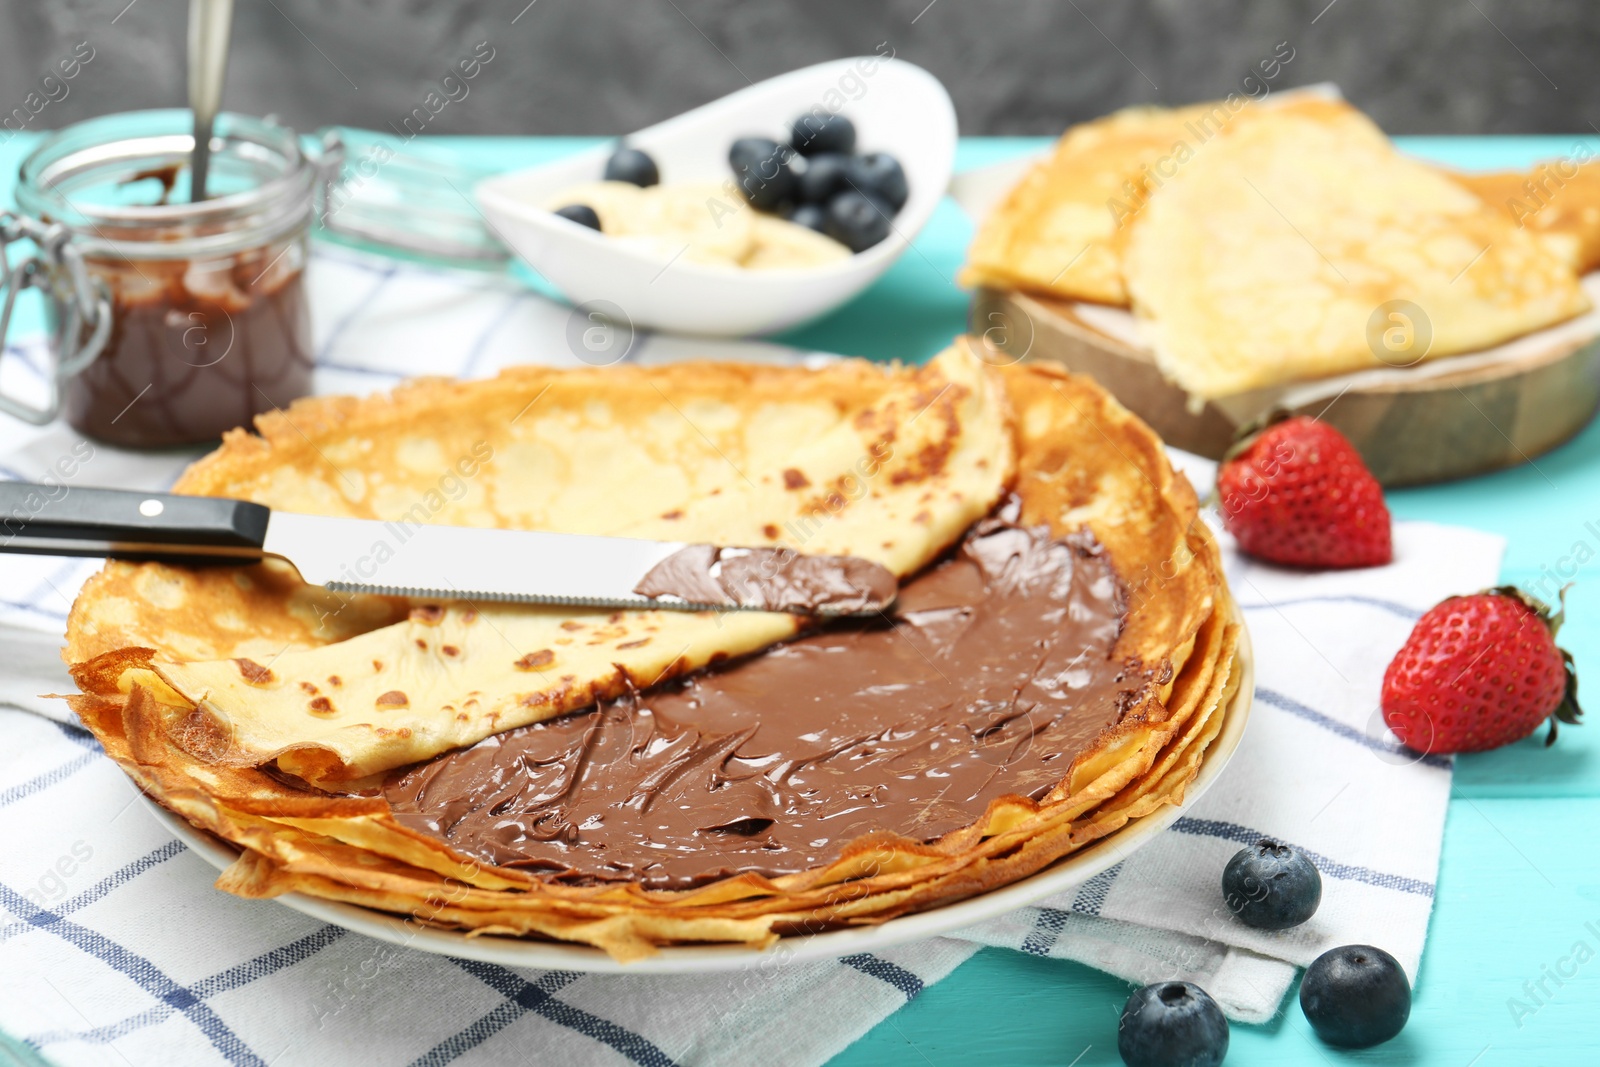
15;109;317;260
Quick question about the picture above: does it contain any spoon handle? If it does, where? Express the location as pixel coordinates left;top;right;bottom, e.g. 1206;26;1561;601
187;0;235;202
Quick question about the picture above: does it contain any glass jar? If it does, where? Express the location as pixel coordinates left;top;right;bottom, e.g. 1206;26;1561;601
6;110;325;447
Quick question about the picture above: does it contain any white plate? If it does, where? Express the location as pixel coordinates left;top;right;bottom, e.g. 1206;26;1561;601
476;57;957;337
145;624;1252;974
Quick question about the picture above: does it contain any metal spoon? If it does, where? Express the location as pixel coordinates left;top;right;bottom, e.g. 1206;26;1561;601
187;0;235;201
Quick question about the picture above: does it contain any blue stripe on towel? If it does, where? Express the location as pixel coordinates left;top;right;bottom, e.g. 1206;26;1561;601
427;960;679;1067
28;926;344;1050
1238;594;1423;620
0;880;264;1065
0;751;99;808
0;597;69;623
315;264;399;364
1170;818;1435;896
1070;862;1122;917
458;291;527;378
840;953;925;999
1020;862;1122;956
315;358;408;379
1256;688;1452;770
1020;908;1071;958
49;720;101;751
1;841;185;944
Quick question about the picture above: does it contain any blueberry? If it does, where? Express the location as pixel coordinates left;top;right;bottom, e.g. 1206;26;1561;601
796;153;853;205
790;112;856;157
603;147;659;187
846;152;909;212
1222;839;1322;930
787;203;828;234
729;136;796;212
729;136;791;169
824;191;890;253
1118;982;1229;1067
1301;944;1411;1048
553;203;601;231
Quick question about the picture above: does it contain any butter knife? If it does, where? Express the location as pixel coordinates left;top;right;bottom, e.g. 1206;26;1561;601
0;482;896;616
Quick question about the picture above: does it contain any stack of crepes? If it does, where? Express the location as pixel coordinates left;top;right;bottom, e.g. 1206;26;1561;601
962;94;1600;399
62;342;1240;961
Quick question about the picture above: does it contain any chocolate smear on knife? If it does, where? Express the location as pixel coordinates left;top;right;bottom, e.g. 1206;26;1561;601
632;544;898;614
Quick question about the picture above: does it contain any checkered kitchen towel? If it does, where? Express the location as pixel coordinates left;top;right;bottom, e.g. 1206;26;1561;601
0;248;1503;1064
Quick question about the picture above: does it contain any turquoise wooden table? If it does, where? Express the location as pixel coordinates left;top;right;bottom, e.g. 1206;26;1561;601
822;135;1600;1067
4;132;1597;1064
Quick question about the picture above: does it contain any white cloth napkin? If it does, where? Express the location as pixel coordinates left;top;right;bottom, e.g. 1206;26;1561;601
0;249;1503;1064
956;516;1501;1021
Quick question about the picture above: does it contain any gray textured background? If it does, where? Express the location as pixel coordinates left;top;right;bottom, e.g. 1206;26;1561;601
1;1;1596;139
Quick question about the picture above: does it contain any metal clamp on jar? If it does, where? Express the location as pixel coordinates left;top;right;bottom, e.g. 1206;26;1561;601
2;110;331;448
0;213;113;427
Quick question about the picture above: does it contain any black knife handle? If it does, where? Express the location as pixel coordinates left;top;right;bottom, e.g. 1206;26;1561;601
0;481;269;558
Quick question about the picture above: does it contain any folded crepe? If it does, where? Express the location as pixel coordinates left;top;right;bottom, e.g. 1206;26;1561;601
964;94;1596;400
960;100;1247;306
1124;97;1590;397
70;347;1012;787
1456;162;1600;275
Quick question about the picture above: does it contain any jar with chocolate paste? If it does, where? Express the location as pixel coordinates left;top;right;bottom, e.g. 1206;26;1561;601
3;110;331;447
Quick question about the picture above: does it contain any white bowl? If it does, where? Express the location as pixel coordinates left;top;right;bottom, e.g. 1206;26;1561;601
476;57;957;337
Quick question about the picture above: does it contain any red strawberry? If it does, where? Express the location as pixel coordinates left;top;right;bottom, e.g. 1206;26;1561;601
1217;416;1391;569
1382;587;1582;754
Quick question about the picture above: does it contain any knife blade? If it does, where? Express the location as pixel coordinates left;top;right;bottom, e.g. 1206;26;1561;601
0;481;896;616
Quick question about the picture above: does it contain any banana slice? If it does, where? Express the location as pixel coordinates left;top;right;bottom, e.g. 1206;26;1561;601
543;180;649;234
634;182;756;264
606;233;733;268
742;214;852;270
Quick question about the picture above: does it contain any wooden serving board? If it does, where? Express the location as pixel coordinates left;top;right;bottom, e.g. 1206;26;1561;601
971;288;1600;486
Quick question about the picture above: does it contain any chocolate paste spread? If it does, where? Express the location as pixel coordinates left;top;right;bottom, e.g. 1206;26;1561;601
65;236;313;447
385;512;1145;890
633;544;898;614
